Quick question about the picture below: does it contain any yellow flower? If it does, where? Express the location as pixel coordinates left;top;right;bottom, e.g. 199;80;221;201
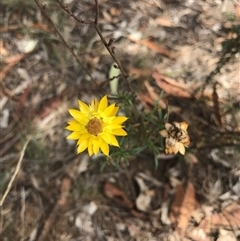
66;95;128;156
159;122;190;155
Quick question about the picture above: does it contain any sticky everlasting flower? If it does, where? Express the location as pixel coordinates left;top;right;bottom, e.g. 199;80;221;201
159;122;190;155
66;95;128;156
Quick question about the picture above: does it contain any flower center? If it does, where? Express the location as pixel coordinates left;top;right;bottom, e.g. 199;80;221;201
86;117;103;136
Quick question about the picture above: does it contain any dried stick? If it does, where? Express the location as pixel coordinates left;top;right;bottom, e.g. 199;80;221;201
56;0;132;91
34;0;94;82
93;0;132;91
0;138;31;207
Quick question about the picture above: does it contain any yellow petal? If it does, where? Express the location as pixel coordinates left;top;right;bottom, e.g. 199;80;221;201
103;103;116;117
111;128;127;136
108;134;119;147
98;95;108;112
66;121;83;131
100;133;119;146
77;140;88;153
67;119;79;125
104;124;123;130
90;98;99;111
68;109;88;125
100;139;109;156
110;106;119;116
112;116;128;124
77;133;90;144
78;100;90;114
87;140;93;156
89;137;99;155
99;132;111;144
67;132;80;140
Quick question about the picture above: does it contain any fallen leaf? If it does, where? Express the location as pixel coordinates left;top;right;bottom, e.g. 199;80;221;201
32;23;53;32
58;177;71;207
187;228;211;241
199;202;240;232
185;153;199;165
156;17;172;27
102;10;112;22
167;231;189;241
135;191;154;212
0;41;8;56
0;54;25;82
15;84;30;117
38;96;62;119
153;70;192;98
235;0;240;19
110;7;121;16
83;201;98;216
217;229;238;241
0;24;20;32
170;181;197;229
140;38;172;57
128;35;173;58
129;68;152;80
75;212;94;233
135;175;154;212
138;93;155;111
103;182;134;209
144;81;166;108
77;154;89;174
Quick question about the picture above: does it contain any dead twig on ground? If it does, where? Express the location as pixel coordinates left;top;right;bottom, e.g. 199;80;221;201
0;138;31;207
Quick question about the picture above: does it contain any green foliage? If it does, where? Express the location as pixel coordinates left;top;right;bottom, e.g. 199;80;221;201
102;92;168;167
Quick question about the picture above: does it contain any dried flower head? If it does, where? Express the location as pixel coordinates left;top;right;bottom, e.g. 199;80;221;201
66;95;128;156
159;121;190;155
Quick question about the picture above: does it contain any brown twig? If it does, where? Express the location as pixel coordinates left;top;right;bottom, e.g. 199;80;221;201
56;0;93;24
34;0;94;82
93;0;132;91
55;0;132;91
0;138;31;207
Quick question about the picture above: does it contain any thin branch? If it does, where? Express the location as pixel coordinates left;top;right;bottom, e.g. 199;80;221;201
94;0;132;91
94;0;99;25
55;0;132;91
34;0;95;82
0;138;31;207
56;0;93;24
